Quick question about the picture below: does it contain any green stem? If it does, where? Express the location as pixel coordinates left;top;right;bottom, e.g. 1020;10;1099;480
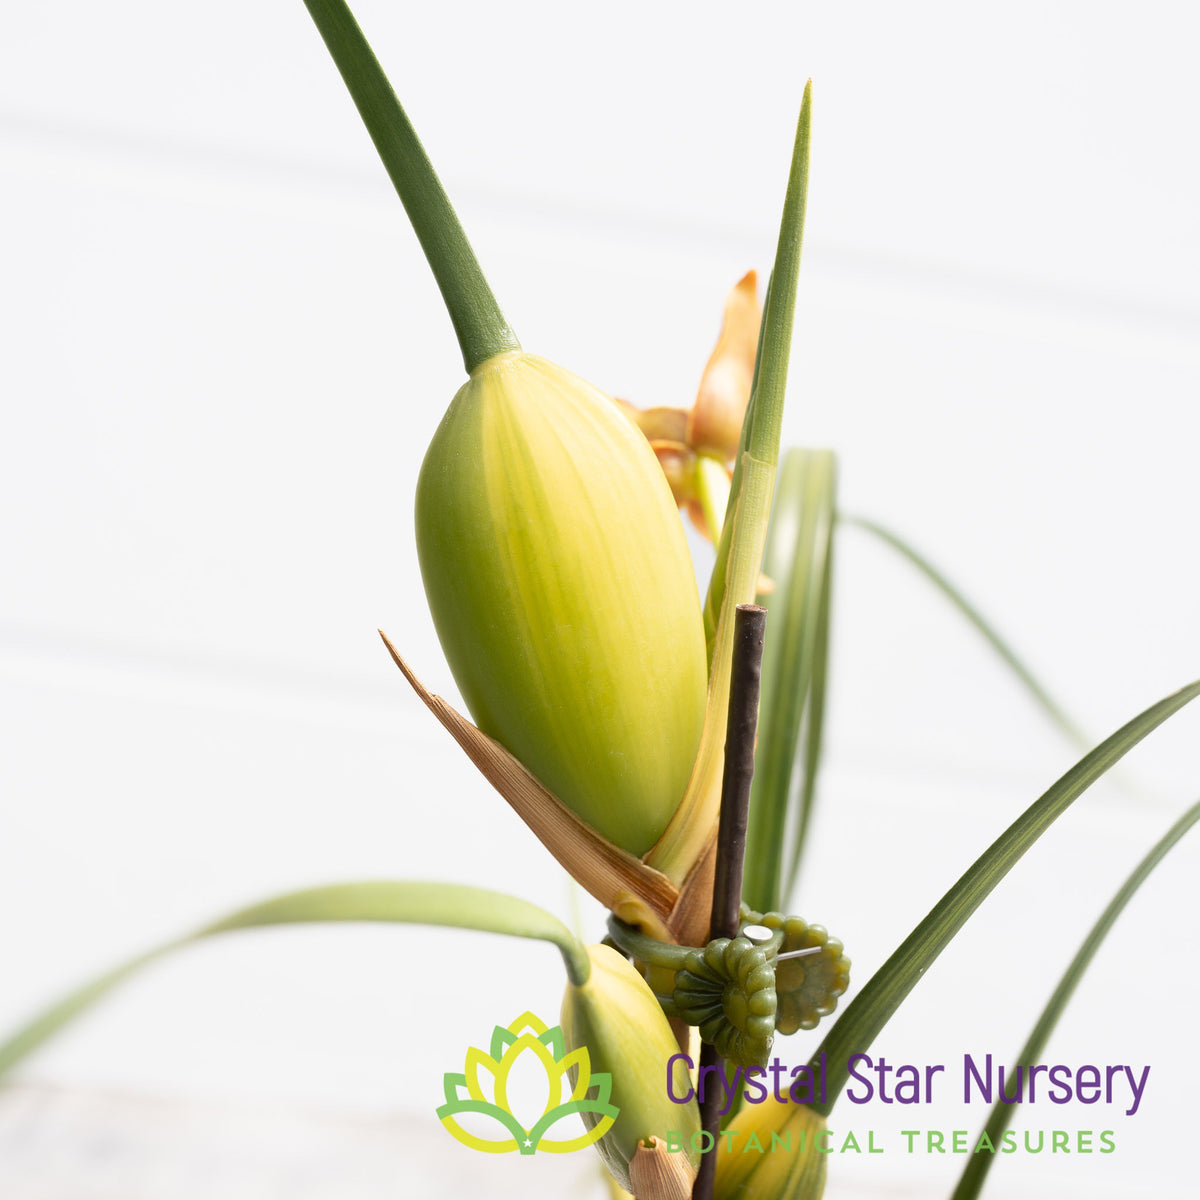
606;916;694;970
302;0;520;373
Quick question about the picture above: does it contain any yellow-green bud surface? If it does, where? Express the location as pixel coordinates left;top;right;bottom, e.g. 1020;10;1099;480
715;1099;827;1199
561;944;701;1190
415;352;708;856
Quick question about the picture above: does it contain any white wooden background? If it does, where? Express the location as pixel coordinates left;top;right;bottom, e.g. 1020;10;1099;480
1;2;1198;1197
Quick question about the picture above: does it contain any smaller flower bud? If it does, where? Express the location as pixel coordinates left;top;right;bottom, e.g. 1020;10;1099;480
561;944;701;1192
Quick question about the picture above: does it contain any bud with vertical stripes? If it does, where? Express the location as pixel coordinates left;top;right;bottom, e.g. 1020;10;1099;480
302;3;709;858
715;1099;828;1200
415;351;708;856
561;944;701;1192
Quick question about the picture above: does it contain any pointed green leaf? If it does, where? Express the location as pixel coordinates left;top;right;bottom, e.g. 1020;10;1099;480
743;447;837;912
648;86;812;878
807;678;1200;1115
951;795;1200;1200
703;82;811;653
702;273;771;651
842;514;1088;750
788;532;832;897
0;881;587;1080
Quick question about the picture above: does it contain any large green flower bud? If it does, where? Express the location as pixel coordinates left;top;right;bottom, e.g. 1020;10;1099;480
561;944;701;1191
415;352;708;856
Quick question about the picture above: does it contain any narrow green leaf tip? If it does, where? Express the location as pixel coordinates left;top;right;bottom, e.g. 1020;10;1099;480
746;80;812;469
702;81;812;651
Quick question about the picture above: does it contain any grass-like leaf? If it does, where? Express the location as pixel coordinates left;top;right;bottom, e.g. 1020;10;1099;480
648;85;811;883
0;881;587;1080
807;678;1200;1115
842;514;1087;750
702;81;812;652
950;794;1200;1200
302;0;519;372
743;447;837;913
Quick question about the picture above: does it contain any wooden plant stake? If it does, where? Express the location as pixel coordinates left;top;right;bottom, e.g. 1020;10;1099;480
692;604;767;1200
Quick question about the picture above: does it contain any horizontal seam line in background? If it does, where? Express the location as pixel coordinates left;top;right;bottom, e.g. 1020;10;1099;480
2;111;1198;344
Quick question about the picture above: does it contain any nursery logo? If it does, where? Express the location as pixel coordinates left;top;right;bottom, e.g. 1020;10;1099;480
437;1011;619;1155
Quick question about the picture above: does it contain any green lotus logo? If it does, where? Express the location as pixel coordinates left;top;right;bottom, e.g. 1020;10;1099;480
437;1010;620;1154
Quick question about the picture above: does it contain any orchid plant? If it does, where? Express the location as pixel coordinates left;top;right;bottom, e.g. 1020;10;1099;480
2;3;1197;1199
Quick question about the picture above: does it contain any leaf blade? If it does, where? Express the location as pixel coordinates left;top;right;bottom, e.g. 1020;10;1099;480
807;678;1200;1115
842;513;1087;750
950;795;1200;1198
649;84;812;889
743;447;837;913
0;881;587;1080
